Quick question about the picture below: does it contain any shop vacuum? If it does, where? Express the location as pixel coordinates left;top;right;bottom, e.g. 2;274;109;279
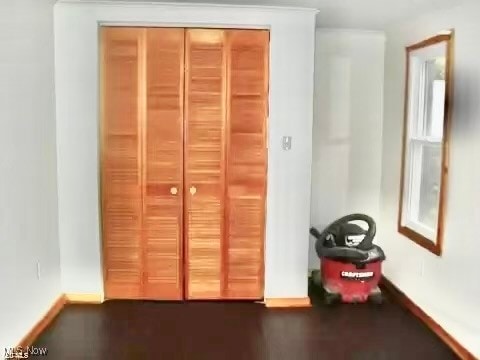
310;214;386;304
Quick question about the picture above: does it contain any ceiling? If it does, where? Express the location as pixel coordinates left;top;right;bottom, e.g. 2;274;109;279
95;0;468;30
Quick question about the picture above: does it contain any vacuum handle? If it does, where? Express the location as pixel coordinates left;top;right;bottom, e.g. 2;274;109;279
311;226;369;260
331;213;376;250
312;213;376;251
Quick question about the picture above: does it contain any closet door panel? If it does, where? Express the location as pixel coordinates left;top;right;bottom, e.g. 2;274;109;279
185;29;226;299
225;30;269;299
101;27;144;299
143;28;185;299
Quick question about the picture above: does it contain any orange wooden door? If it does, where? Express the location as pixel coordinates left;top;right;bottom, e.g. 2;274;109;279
101;27;144;299
184;29;227;299
224;30;269;299
101;27;184;300
143;28;185;300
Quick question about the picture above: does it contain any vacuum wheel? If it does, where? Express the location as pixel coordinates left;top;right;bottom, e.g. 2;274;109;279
324;291;340;305
368;291;383;305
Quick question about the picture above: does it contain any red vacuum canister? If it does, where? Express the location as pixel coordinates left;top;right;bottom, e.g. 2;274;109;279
321;258;383;303
310;214;386;304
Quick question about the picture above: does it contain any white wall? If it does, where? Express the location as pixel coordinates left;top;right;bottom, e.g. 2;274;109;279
380;2;480;357
54;1;316;299
0;0;60;349
310;30;385;268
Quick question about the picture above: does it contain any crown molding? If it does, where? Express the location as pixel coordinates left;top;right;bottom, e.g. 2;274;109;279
316;28;386;40
57;0;319;14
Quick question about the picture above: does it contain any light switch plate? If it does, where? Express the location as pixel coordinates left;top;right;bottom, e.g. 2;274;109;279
282;136;292;150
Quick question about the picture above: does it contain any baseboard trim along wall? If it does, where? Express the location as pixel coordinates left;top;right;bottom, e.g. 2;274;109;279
381;277;476;360
17;295;66;348
64;293;104;304
264;297;312;308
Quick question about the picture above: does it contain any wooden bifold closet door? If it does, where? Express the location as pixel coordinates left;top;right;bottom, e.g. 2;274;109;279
184;29;227;299
101;27;185;300
223;30;269;299
101;27;268;301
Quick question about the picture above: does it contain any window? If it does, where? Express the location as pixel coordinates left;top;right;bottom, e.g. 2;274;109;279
398;32;453;256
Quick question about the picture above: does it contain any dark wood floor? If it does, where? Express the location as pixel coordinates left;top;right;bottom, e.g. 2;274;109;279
34;284;457;360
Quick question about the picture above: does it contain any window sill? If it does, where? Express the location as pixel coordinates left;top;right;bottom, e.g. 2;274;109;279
403;219;435;240
398;225;442;256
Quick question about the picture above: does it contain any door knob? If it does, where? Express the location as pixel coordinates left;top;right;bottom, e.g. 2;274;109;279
170;187;178;195
189;186;196;195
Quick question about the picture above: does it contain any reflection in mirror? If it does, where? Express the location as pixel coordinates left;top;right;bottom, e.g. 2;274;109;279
398;31;453;256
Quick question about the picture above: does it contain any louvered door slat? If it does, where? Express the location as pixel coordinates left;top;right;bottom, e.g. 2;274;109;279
224;30;269;299
143;28;184;299
185;29;227;299
101;27;144;299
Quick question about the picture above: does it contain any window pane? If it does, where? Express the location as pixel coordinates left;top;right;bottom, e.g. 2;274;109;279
423;58;445;138
417;144;442;229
